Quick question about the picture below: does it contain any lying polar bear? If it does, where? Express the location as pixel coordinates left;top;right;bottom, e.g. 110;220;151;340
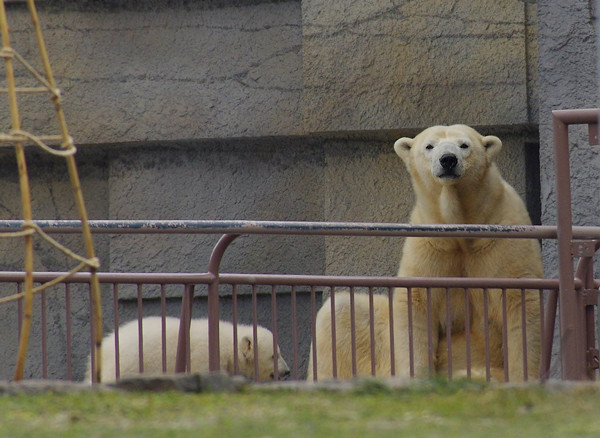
87;317;290;383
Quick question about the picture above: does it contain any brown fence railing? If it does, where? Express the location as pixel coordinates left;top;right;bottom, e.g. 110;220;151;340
0;220;596;383
0;108;597;383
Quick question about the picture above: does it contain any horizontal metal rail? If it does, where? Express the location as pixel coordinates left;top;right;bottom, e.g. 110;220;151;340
0;219;599;239
0;271;215;284
0;271;566;289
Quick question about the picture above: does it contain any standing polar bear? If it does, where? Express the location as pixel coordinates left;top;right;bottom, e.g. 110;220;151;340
393;124;542;381
308;125;542;382
88;317;290;383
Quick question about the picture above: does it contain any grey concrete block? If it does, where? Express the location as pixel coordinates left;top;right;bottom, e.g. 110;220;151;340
302;0;534;132
4;1;303;144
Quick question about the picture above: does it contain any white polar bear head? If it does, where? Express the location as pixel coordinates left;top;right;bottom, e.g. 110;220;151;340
237;325;291;381
393;125;502;187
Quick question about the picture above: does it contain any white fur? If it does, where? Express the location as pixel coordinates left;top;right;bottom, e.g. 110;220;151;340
87;317;290;383
309;125;542;382
307;292;391;380
306;291;505;381
393;125;542;382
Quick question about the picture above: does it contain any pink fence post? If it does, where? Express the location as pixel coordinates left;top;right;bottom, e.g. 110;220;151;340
553;108;599;380
206;234;239;373
174;284;194;373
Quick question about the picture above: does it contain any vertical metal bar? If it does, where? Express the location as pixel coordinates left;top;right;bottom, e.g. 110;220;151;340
368;288;376;376
387;287;395;377
41;290;47;379
65;284;72;380
502;289;509;382
329;286;337;379
175;284;193;373
89;287;95;382
521;289;529;382
207;234;239;373
464;288;471;379
137;285;144;373
483;288;491;382
539;290;548;381
445;288;452;379
349;287;357;377
160;284;167;321
270;285;279;380
407;287;414;377
232;285;239;376
553;111;584;380
541;289;557;380
112;284;120;380
310;286;318;381
160;285;167;373
291;285;298;380
426;288;434;374
252;285;259;382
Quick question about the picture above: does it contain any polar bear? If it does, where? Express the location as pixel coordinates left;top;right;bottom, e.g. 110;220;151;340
307;291;505;381
307;292;392;381
392;124;543;382
87;317;290;383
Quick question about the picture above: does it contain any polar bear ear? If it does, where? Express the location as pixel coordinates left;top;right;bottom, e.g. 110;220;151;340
394;137;413;163
482;135;502;160
240;335;253;360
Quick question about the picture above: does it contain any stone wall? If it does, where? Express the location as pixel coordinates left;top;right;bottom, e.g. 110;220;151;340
302;1;537;132
537;0;599;378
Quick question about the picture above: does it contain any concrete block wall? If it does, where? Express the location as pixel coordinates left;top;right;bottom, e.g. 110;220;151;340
302;0;537;132
537;0;599;379
0;0;550;380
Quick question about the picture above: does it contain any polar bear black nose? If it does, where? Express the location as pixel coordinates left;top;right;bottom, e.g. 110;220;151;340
439;154;458;170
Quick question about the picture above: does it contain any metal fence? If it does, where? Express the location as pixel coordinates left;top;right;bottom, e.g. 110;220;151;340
0;108;597;383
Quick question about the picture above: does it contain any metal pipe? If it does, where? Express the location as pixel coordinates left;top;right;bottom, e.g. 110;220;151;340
0;271;564;289
206;234;239;373
553;110;587;380
1;219;599;239
174;284;194;373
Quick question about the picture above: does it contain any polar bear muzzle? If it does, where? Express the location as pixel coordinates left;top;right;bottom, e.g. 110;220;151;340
438;153;459;177
431;142;466;180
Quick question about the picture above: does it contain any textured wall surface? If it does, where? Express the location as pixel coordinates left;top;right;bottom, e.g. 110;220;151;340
2;1;536;142
302;0;537;132
537;0;599;378
4;1;304;143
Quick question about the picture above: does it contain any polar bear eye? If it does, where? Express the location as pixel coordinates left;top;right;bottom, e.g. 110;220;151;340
425;144;434;150
459;143;469;149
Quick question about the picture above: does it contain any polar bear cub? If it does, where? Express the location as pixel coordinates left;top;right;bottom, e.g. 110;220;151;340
89;317;290;383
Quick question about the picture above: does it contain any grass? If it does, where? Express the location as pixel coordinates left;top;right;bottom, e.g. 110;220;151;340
0;379;599;437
